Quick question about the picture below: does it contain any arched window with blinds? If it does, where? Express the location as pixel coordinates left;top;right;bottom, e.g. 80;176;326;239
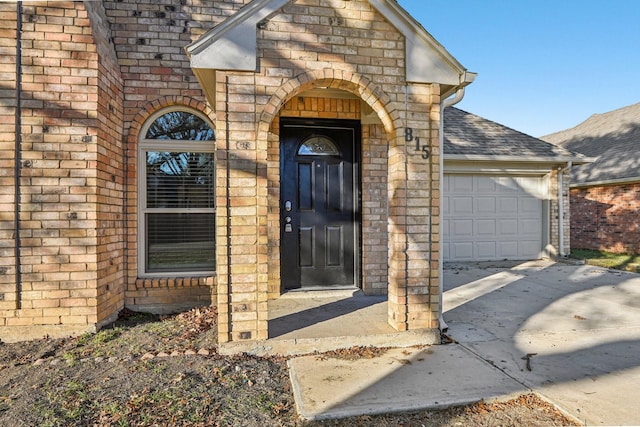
138;108;216;275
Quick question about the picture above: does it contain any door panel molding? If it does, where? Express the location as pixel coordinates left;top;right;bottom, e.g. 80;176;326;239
280;118;361;290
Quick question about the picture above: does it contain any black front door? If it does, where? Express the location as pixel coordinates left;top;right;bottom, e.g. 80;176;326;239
280;119;360;290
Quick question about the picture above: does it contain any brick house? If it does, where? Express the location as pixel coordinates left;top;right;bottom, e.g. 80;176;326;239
544;103;640;254
0;0;579;345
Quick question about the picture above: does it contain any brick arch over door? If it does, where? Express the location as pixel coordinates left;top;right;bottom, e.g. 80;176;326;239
257;70;407;301
257;69;399;141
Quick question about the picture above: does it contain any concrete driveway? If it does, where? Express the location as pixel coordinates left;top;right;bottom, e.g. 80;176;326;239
444;260;640;426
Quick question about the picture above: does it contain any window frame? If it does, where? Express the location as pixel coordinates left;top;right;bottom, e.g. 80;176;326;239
137;106;216;278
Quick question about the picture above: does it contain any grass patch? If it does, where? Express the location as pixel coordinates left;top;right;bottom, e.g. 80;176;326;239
571;248;640;271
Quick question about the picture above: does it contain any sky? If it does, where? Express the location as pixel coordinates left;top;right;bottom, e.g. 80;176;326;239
396;0;640;137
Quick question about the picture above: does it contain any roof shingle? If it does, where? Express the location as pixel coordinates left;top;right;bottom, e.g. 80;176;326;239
444;107;585;162
542;103;640;185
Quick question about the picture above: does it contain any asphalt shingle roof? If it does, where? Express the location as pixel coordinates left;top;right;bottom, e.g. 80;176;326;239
444;107;584;161
542;103;640;185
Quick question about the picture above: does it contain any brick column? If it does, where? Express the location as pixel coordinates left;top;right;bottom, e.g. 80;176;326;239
387;131;409;331
216;72;265;343
387;84;440;331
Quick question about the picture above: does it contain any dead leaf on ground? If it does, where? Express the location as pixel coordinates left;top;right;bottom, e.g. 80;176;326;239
315;346;389;361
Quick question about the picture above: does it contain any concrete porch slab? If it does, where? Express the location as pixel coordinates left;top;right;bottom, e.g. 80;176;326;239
218;289;440;356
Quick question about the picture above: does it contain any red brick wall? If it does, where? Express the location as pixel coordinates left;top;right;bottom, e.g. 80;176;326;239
570;183;640;254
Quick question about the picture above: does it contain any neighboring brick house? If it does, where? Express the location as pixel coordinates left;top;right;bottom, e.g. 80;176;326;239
0;0;578;346
544;103;640;254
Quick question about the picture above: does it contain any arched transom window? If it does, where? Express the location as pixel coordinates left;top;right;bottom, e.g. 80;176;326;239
297;135;340;156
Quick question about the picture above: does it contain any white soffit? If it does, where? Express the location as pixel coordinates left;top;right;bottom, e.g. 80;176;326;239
186;0;472;86
186;0;289;71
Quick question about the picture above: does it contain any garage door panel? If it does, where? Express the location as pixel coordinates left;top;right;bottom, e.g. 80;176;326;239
499;219;518;235
499;197;518;213
520;197;540;213
476;241;497;259
442;195;450;215
451;175;473;191
442;218;450;235
476;219;496;235
452;242;474;260
476;177;497;192
451;219;473;236
519;218;542;235
520;240;542;257
476;197;496;213
498;241;518;258
452;197;473;214
442;241;450;260
444;174;544;261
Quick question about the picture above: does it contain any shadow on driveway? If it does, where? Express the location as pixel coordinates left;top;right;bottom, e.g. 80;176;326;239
443;260;640;425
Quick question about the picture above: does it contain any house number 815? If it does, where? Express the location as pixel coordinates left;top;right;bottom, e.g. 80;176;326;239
405;128;430;159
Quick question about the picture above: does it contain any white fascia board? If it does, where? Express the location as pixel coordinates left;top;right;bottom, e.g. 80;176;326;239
367;0;467;85
186;0;290;71
444;154;591;164
571;176;640;188
444;160;554;175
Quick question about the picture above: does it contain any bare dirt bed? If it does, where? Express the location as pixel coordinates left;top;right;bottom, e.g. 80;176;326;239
0;307;580;426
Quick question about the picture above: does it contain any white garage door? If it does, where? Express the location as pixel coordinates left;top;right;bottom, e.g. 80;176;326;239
443;174;545;261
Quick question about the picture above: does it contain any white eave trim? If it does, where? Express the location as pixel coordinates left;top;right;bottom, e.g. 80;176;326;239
571;176;640;188
444;161;555;175
186;0;289;71
444;154;592;164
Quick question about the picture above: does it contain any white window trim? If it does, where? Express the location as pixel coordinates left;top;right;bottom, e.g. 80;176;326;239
137;107;216;278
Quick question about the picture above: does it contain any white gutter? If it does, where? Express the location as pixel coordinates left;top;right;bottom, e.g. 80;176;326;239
444;154;591;164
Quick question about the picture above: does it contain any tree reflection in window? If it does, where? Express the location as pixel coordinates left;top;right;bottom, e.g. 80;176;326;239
146;151;214;209
145;111;215;141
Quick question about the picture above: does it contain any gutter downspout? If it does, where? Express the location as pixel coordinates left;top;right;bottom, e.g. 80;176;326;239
558;161;572;257
438;86;467;332
14;1;23;310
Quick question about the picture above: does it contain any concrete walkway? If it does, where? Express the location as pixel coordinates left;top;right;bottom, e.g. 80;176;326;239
288;261;640;425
